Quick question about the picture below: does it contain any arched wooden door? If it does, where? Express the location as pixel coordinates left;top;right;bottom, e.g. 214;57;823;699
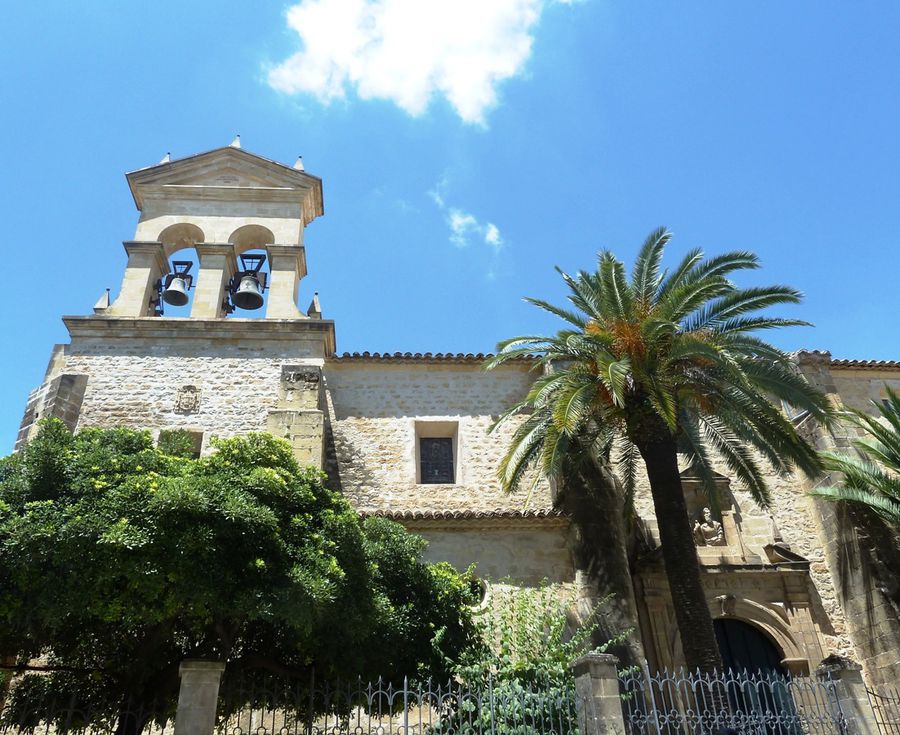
714;619;798;735
714;618;786;674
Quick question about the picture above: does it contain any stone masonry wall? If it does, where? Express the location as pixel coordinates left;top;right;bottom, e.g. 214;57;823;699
31;338;324;454
415;526;574;586
322;360;551;513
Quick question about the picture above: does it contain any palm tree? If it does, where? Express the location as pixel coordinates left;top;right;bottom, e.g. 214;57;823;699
486;227;833;672
810;388;900;527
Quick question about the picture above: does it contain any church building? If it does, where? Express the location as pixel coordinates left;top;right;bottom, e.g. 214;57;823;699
16;144;900;688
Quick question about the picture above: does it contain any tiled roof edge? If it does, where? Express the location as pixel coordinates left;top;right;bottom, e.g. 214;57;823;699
795;350;899;370
358;508;565;522
331;351;538;363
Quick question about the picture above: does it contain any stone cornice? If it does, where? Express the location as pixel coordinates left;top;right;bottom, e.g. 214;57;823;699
62;315;336;355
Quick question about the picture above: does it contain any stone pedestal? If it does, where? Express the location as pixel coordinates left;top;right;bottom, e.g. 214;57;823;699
174;660;225;735
570;653;625;735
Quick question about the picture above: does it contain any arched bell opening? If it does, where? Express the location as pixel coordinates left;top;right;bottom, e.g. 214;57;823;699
226;226;276;318
154;245;199;317
228;224;275;255
158;223;205;258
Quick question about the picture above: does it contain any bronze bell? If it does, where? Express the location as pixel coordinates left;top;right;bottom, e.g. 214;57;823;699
161;276;190;307
232;274;264;310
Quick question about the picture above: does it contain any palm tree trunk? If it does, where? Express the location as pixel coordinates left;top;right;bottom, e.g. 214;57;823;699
635;433;723;673
558;460;646;667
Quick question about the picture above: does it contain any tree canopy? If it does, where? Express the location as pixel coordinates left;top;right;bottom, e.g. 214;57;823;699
0;421;478;723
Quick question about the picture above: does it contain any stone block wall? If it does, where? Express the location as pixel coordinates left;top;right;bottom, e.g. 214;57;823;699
322;358;551;513
412;524;574;586
19;334;326;461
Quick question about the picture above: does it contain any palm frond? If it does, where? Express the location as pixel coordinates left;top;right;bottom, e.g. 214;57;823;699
522;297;588;329
616;437;640;516
598;251;634;319
678;414;723;510
685;285;803;332
700;414;770;507
657;247;703;300
631;227;671;305
717;316;811;334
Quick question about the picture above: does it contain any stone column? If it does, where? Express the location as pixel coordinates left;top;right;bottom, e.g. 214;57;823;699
191;243;237;318
265;244;307;319
817;657;879;735
174;660;225;735
570;653;626;735
266;365;325;468
107;241;168;317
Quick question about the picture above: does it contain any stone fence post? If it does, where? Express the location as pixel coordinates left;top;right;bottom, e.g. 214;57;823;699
570;653;626;735
817;657;879;735
174;660;226;735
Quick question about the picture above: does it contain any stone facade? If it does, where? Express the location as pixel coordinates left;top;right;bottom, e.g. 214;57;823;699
15;145;900;689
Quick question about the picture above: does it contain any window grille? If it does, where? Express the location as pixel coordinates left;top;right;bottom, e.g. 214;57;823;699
419;437;454;484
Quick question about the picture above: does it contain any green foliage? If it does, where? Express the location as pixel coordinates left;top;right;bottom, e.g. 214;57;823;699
157;428;200;458
438;585;627;735
810;387;900;527
0;420;477;726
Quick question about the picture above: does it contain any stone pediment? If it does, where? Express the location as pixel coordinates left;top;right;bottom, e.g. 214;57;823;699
126;146;324;222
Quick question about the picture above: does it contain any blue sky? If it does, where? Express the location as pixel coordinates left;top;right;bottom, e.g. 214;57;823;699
1;1;899;450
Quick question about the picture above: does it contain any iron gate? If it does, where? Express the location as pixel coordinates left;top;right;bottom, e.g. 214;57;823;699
618;668;848;735
867;685;900;735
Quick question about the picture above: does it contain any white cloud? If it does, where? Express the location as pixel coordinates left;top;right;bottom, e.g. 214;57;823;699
430;180;505;249
484;223;503;247
267;0;572;124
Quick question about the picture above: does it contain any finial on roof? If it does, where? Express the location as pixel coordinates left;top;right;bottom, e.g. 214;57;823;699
230;134;241;149
307;291;322;319
93;288;111;314
159;152;171;164
293;155;304;171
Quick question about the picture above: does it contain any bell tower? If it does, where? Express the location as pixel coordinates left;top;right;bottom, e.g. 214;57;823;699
102;140;323;320
16;142;335;463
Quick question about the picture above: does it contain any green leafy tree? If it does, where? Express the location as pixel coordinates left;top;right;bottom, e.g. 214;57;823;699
810;388;900;527
487;228;832;672
0;421;477;734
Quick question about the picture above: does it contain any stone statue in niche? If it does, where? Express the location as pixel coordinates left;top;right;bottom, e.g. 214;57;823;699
174;385;201;414
693;507;725;546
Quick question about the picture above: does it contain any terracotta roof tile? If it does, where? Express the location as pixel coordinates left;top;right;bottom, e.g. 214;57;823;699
795;350;899;370
331;351;538;363
357;508;567;528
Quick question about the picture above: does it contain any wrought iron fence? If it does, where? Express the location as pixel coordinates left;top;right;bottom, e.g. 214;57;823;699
216;673;579;735
867;685;900;735
0;687;173;735
618;668;847;735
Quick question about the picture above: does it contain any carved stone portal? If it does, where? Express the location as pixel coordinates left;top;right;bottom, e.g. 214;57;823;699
174;385;201;414
693;506;725;546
